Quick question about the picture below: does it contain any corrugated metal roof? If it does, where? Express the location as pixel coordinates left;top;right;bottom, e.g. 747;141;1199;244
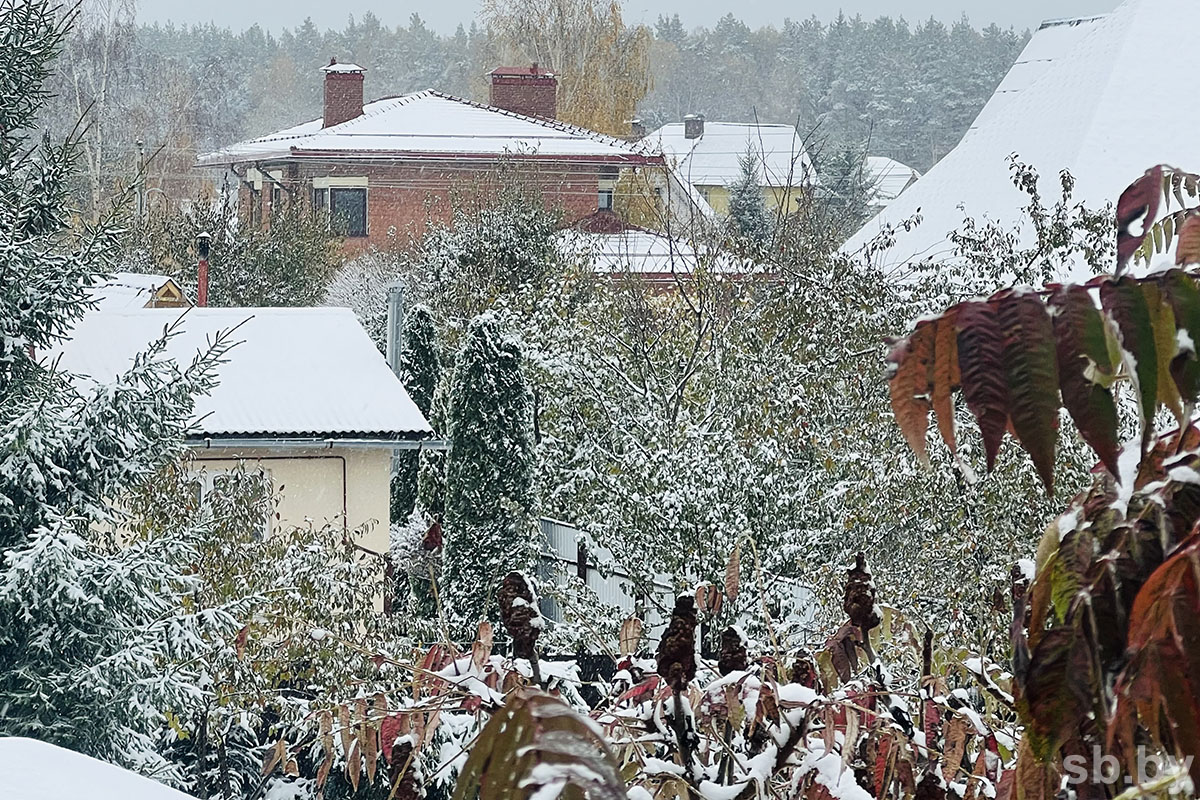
196;91;657;167
46;307;434;441
642;121;815;189
843;1;1198;279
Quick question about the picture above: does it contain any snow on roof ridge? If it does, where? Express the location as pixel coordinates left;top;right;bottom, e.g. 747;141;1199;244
658;121;798;129
421;89;655;155
98;306;353;316
1037;13;1109;29
198;90;655;165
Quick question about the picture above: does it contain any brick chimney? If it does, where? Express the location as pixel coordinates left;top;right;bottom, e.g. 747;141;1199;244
322;59;365;128
684;114;705;140
489;64;557;119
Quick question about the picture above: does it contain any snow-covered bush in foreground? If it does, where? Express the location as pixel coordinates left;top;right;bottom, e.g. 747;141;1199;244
0;0;241;781
254;554;1020;800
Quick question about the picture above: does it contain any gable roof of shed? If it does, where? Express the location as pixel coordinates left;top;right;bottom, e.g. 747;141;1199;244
843;0;1198;278
47;307;434;443
197;90;658;167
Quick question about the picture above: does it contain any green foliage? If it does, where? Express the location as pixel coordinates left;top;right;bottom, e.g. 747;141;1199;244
422;181;564;324
442;313;538;631
726;146;772;246
121;193;340;307
0;0;236;778
391;304;442;523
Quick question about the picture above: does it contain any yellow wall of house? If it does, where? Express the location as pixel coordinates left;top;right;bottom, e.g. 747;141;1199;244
189;445;393;558
697;184;803;216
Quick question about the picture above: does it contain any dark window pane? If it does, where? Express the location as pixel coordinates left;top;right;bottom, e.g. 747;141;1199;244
598;188;614;211
330;187;366;237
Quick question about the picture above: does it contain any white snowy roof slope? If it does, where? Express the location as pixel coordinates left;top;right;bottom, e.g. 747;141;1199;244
1;737;198;800
562;228;743;276
643;122;814;188
91;272;187;312
864;157;921;207
197;91;658;166
47;307;434;442
843;2;1198;277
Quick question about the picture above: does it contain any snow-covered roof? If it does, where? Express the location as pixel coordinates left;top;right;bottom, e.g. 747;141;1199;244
1;737;198;800
864;157;920;208
562;227;744;277
91;272;189;312
642;122;814;189
47;307;434;443
843;0;1197;279
197;91;658;167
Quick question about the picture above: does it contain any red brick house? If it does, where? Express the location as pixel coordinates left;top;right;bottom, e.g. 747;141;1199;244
196;61;665;248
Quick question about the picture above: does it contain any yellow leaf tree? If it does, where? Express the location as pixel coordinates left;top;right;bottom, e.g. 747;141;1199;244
479;0;652;137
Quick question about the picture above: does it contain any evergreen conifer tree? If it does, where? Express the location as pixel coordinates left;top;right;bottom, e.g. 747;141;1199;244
0;0;231;777
727;146;773;245
390;303;441;522
441;313;537;631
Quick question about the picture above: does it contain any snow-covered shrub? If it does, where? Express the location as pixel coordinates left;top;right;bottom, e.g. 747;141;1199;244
0;0;239;779
441;313;539;634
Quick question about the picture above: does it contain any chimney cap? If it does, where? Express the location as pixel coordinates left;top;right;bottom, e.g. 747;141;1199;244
490;63;555;77
322;58;366;74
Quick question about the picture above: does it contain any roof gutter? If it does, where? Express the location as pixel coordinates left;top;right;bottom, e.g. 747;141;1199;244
189;436;449;451
197;150;664;169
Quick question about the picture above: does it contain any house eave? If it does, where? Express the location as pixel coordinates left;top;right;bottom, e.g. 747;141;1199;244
187;435;448;451
196;149;663;170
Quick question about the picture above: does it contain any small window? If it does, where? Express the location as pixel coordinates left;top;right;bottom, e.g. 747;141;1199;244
249;187;262;228
271;183;282;211
330;187;367;237
313;187;329;212
598;188;614;211
194;467;273;539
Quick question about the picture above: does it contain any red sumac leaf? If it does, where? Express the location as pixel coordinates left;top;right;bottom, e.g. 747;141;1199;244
932;310;961;453
1109;534;1200;786
887;320;936;463
1117;166;1163;269
997;291;1059;494
957;301;1009;470
1100;276;1158;439
941;716;970;783
1176;212;1200;266
1022;624;1096;761
1144;281;1185;422
1162;269;1200;405
1049;285;1120;477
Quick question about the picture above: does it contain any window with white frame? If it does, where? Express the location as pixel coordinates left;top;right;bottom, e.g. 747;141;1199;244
312;178;368;237
330;187;367;237
598;166;619;212
190;466;274;539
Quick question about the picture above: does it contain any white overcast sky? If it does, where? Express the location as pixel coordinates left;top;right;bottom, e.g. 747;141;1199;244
137;0;1122;33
